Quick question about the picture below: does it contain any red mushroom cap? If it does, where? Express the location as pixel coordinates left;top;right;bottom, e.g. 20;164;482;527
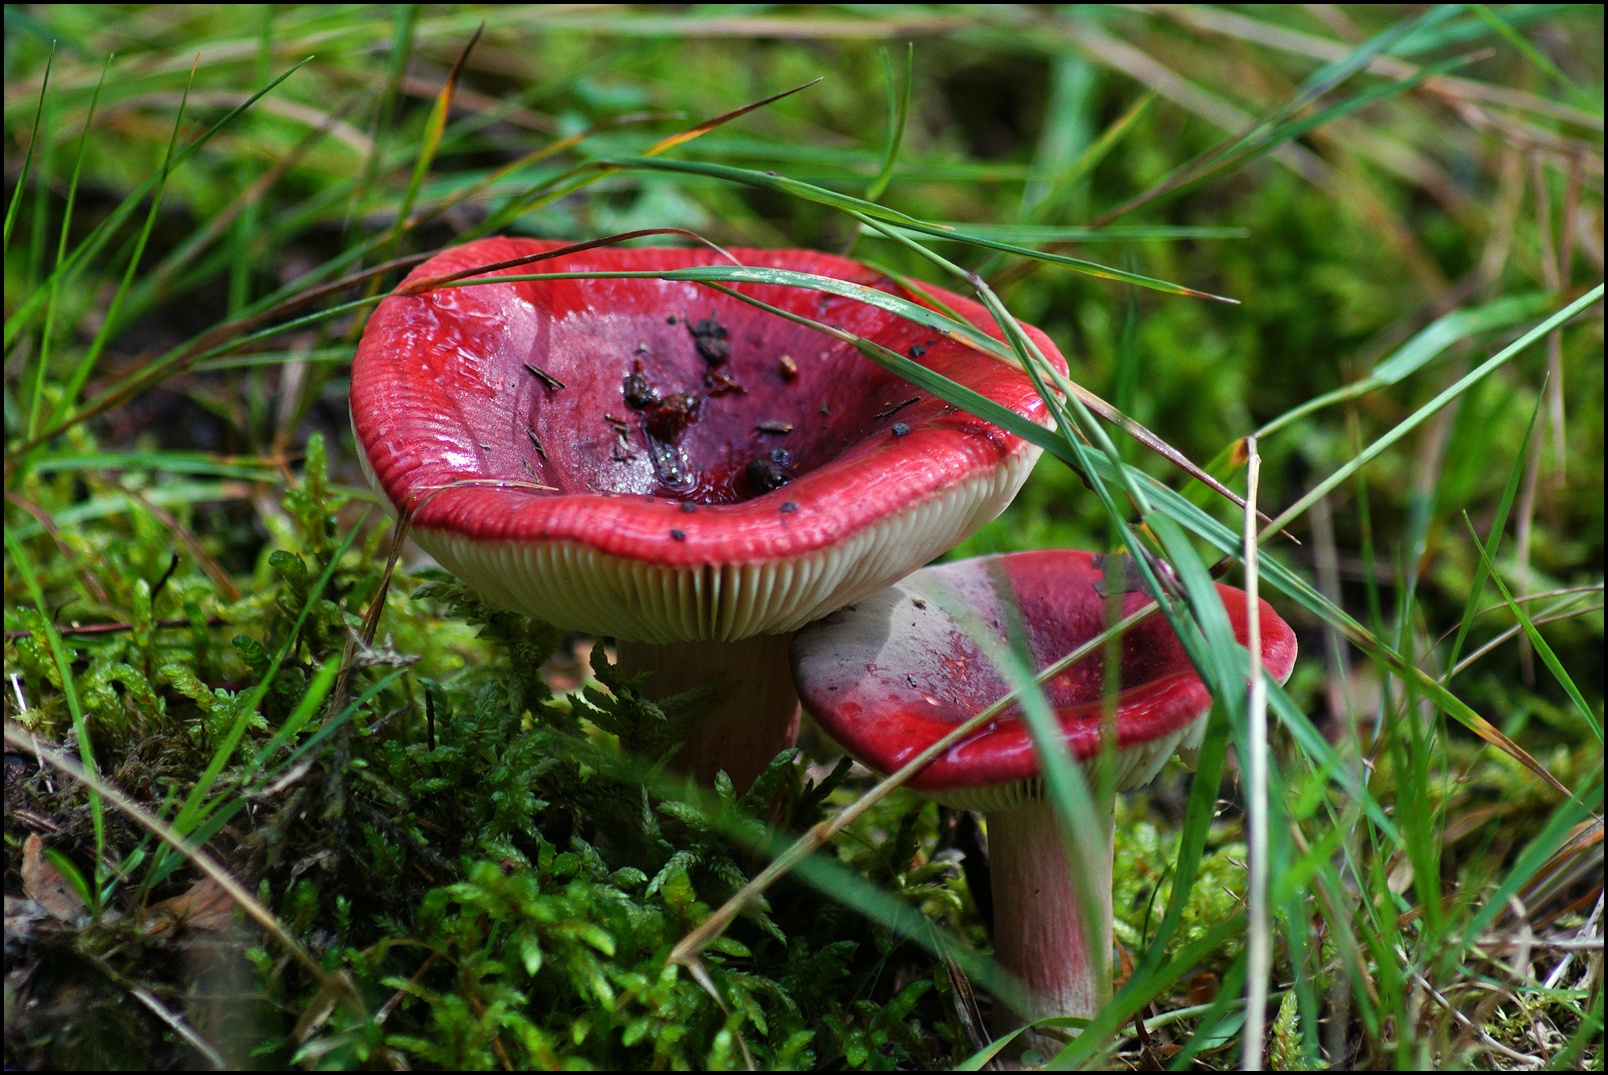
351;239;1064;643
791;550;1298;808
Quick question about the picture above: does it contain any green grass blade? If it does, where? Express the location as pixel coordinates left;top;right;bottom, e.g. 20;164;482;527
29;451;281;481
3;57;312;352
1095;45;1469;226
1449;776;1602;966
1447;389;1547;673
1257;292;1554;439
3;43;54;257
863;43;912;202
1050;914;1247;1068
53;61;198;425
1463;514;1601;740
1128;466;1571;796
1027;91;1154;225
26;54;109;441
945;571;1113;1016
1261;286;1603;540
1468;4;1592;106
346;3;418;237
166;511;369;841
381;22;481;268
5;530;104;874
478;78;822;235
246;658;341;770
610;156;1236;302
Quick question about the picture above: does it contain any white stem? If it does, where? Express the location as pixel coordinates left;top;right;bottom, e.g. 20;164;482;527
987;798;1113;1042
1243;436;1271;1071
614;634;800;792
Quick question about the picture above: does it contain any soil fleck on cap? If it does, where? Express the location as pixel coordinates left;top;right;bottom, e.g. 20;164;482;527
690;317;730;366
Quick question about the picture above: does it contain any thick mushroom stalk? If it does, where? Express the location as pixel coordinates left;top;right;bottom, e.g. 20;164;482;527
615;635;800;789
791;550;1297;1035
351;238;1065;790
989;799;1113;1028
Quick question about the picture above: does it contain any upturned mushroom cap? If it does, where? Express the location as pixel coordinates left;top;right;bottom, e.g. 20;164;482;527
351;239;1064;643
791;550;1298;810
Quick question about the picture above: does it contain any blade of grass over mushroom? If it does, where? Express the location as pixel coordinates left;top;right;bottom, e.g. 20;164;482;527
428;262;1015;359
400;230;748;294
1463;515;1601;741
684;269;1279;537
1447;389;1547;674
1256;292;1556;440
1241;437;1273;1072
853;212;1274;523
1261;286;1603;542
2;57;311;351
2;43;52;256
6;530;104;872
668;602;1165;969
800;231;1298;1057
446;253;1245;526
940;570;1114;1011
610;156;1235;301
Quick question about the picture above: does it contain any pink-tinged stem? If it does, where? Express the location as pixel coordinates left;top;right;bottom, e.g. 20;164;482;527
614;634;801;792
987;798;1114;1040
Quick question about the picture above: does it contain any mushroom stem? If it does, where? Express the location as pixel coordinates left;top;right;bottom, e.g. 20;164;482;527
614;634;801;792
987;798;1114;1040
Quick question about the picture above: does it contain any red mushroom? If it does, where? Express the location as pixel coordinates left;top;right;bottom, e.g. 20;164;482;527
351;238;1065;790
790;550;1297;1034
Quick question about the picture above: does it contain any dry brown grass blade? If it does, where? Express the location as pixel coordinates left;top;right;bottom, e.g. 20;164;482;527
400;228;738;295
126;486;243;603
133;92;372;309
1516;818;1606;915
404;110;680;235
643;77;822;156
1143;4;1604;131
4;721;365;1017
4;489;111;604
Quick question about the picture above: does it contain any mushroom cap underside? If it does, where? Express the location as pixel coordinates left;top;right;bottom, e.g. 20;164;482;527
791;549;1298;796
352;239;1065;641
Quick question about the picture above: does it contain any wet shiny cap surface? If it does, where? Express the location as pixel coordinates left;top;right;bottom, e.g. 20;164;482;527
791;550;1298;795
